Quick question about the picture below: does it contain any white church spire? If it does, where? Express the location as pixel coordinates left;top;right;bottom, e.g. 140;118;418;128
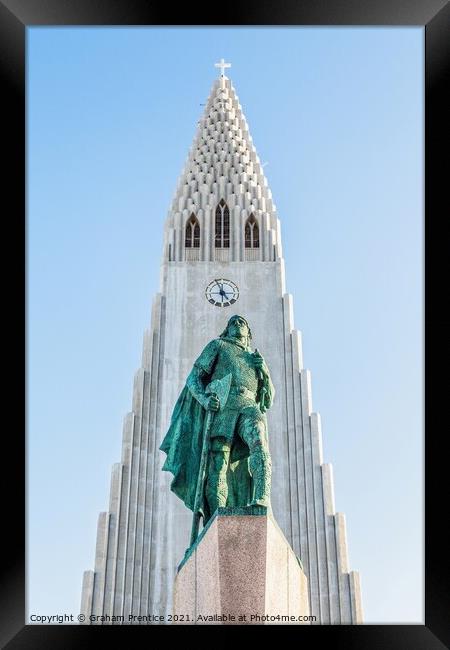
165;63;281;262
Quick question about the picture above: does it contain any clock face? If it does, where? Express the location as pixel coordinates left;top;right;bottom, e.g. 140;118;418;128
205;278;239;307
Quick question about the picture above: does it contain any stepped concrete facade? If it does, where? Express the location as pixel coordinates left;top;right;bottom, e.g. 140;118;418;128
80;67;363;625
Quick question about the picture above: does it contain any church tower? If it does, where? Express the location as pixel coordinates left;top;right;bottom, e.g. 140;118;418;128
80;61;363;624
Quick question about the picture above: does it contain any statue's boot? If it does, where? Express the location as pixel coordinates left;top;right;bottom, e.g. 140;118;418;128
205;438;230;515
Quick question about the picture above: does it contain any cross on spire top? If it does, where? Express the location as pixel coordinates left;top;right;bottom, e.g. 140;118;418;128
214;58;231;77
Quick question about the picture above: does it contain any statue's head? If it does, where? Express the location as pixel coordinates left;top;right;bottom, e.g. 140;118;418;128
220;315;252;348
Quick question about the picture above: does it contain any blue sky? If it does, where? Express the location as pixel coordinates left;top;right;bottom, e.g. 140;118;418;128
28;27;423;624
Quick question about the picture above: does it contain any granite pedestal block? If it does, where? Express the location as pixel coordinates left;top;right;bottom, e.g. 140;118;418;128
173;508;310;625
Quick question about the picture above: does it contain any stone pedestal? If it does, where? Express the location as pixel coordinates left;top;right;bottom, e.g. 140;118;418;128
173;507;310;625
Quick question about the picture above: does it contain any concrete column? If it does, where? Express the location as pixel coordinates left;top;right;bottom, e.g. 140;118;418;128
113;413;134;616
310;412;330;623
103;463;124;618
132;369;151;615
123;372;145;620
281;298;299;555
322;463;340;623
142;294;165;617
299;368;320;621
335;513;352;623
349;572;364;623
92;511;111;619
80;571;94;623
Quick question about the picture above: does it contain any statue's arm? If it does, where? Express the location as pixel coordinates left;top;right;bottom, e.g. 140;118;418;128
186;365;210;409
186;339;222;410
187;365;220;412
254;352;275;411
259;366;275;411
264;371;275;410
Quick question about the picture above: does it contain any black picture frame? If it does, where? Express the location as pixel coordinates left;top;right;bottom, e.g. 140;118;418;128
2;0;448;646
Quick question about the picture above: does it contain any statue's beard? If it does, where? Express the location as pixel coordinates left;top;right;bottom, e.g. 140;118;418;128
228;331;249;347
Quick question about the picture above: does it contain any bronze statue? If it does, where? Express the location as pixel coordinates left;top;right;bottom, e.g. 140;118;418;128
160;315;274;543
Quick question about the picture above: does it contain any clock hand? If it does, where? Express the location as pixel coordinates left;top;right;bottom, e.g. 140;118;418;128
220;282;231;299
214;280;225;297
216;280;228;298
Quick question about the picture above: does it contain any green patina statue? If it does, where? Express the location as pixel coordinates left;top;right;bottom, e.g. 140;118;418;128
160;315;275;543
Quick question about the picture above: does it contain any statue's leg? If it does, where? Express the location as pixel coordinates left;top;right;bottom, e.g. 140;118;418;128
205;437;231;516
240;416;272;507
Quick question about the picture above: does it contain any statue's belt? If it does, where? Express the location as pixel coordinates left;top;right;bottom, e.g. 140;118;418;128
228;385;257;399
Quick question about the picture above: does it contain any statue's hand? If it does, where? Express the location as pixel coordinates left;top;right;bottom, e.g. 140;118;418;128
205;395;220;412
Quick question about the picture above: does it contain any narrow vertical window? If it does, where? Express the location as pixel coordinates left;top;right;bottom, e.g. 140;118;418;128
245;214;259;248
215;199;230;248
185;214;200;248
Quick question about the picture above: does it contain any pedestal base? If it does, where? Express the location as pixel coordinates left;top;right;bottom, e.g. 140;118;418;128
173;509;310;625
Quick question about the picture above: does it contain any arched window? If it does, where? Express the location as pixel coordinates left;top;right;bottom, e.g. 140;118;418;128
245;214;259;248
215;199;230;248
185;214;200;248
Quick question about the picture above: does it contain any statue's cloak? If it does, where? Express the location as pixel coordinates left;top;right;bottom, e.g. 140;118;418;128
159;385;206;513
159;385;252;520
